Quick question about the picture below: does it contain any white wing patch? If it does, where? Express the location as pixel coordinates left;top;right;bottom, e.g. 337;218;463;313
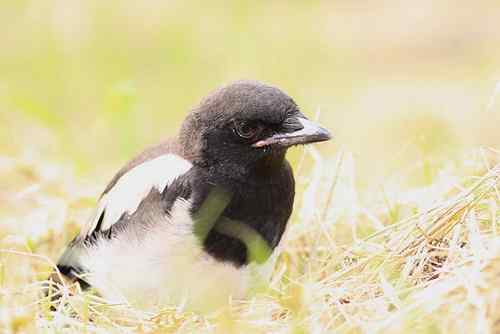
82;154;192;236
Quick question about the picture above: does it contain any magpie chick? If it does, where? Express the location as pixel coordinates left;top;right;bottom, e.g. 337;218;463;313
50;80;331;310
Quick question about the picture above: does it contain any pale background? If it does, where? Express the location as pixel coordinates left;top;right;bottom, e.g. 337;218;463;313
1;0;499;188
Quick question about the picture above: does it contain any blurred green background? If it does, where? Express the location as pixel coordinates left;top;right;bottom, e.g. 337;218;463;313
1;0;499;186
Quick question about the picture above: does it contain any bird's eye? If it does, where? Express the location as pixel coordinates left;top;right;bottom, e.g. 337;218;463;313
235;121;261;139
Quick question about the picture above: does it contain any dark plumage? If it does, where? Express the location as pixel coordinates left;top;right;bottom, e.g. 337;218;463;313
50;80;331;310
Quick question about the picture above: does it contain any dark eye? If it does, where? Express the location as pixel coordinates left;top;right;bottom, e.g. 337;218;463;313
235;121;261;139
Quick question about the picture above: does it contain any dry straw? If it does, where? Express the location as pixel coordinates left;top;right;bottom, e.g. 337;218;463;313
0;148;499;333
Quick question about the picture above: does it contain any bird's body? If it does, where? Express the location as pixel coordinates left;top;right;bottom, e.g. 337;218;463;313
52;81;330;311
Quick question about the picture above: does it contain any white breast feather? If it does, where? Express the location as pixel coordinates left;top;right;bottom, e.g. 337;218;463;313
83;154;192;235
73;153;269;310
80;199;251;311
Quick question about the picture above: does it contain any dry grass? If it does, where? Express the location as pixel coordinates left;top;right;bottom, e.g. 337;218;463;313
0;147;499;333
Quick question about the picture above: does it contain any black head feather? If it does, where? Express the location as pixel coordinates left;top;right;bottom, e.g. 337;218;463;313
179;80;311;182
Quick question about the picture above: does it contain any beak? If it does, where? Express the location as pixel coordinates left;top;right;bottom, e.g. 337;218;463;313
253;117;332;148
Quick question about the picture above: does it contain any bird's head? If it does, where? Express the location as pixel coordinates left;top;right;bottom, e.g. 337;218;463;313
180;80;331;179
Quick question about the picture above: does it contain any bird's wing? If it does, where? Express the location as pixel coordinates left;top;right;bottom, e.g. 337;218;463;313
79;140;193;239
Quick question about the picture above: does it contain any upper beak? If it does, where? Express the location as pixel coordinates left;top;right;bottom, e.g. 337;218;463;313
253;117;332;148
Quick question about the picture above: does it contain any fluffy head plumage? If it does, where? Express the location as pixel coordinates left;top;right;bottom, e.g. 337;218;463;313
179;81;306;177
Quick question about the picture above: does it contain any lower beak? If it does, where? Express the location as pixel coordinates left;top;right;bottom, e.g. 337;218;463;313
252;118;332;148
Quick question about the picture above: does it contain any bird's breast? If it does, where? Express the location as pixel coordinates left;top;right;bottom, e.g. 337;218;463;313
78;198;256;311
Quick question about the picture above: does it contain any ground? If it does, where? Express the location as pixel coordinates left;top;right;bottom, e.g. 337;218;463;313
0;147;498;333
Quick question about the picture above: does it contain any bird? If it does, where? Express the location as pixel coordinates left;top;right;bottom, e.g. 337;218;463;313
48;80;331;311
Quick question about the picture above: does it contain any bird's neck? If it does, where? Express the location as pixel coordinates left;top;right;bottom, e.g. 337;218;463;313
254;149;287;175
207;150;287;188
